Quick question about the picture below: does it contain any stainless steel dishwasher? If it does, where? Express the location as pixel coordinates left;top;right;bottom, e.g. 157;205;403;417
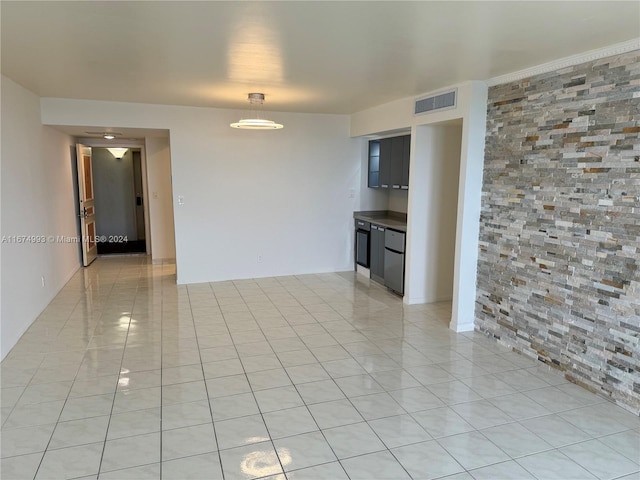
384;228;405;294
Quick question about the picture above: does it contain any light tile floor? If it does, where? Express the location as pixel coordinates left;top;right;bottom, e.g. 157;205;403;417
1;256;638;480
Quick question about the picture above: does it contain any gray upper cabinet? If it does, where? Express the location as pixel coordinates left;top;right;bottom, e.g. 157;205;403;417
401;135;410;189
368;140;380;188
368;134;410;190
378;138;392;189
390;136;404;189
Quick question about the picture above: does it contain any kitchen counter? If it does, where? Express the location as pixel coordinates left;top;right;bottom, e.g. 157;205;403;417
353;210;407;232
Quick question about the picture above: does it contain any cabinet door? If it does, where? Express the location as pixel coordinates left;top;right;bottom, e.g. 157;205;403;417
384;249;404;294
379;138;392;188
390;136;404;189
368;140;380;188
401;135;411;189
370;225;385;281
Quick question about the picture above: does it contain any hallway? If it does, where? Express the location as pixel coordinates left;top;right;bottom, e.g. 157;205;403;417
1;257;638;479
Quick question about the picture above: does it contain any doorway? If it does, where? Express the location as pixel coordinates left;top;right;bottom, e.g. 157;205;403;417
90;147;147;255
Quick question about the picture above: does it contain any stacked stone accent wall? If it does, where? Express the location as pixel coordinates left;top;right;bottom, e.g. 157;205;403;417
476;51;640;414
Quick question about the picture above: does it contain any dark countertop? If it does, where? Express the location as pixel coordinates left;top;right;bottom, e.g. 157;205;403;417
353;210;407;232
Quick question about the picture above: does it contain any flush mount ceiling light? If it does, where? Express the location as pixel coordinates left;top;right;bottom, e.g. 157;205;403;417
230;93;283;130
107;148;128;159
103;134;116;140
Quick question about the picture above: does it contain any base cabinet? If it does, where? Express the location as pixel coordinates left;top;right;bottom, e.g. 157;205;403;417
354;215;406;296
384;249;405;294
383;229;406;295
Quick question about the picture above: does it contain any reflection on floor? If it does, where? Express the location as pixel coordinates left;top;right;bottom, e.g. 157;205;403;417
1;256;638;479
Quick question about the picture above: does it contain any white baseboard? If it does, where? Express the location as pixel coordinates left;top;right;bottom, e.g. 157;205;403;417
403;295;453;305
152;257;176;265
451;321;475;333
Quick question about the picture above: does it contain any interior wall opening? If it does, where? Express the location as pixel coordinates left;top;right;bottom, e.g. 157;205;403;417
404;120;463;309
91;147;146;255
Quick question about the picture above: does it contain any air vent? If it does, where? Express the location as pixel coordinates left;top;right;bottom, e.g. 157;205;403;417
414;89;457;115
84;131;123;137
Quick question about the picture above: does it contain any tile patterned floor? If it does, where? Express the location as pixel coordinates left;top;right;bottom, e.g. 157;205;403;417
1;256;638;480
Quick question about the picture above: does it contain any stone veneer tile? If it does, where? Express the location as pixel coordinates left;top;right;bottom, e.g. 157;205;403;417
476;51;640;415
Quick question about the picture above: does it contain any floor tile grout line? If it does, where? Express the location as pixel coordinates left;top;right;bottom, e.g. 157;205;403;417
258;277;561;478
185;282;228;480
211;280;293;478
18;382;613;458
282;273;420;480
2;257;638;480
2;299;82;429
158;266;167;480
512;447;596;480
0;274;93;439
225;275;514;479
95;263;142;479
434;426;518;474
256;277;354;480
29;260;123;480
251;277;394;479
210;277;337;475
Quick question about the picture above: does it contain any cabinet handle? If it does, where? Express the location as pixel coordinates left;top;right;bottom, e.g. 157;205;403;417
379;228;385;231
372;225;377;230
392;185;400;189
401;186;409;190
381;184;389;188
357;221;364;226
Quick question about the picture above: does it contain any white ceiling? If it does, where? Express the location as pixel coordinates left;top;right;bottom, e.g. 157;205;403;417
2;1;639;115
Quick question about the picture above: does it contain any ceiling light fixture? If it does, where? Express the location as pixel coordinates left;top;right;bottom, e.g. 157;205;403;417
230;93;283;130
103;134;116;140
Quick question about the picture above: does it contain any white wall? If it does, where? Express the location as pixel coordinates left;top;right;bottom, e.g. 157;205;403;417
41;99;361;283
92;148;137;239
351;81;488;332
1;76;80;359
387;189;408;213
145;137;176;261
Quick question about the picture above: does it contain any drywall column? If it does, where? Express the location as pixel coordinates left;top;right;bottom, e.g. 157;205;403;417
450;82;488;332
404;127;432;304
405;124;462;305
145;137;176;262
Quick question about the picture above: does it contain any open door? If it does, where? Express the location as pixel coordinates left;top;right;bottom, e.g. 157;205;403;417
76;144;98;266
